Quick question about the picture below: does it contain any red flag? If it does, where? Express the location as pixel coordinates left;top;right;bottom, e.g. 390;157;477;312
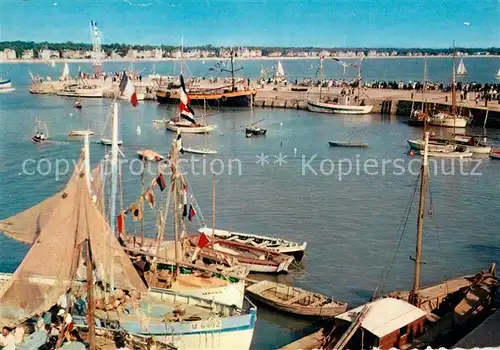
143;189;155;208
188;205;196;222
197;233;210;249
119;71;138;107
156;173;166;191
116;214;124;234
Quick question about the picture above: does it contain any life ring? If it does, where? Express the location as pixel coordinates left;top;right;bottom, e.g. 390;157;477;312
221;95;227;102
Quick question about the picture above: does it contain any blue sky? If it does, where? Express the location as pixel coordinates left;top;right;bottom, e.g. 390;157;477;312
1;0;499;48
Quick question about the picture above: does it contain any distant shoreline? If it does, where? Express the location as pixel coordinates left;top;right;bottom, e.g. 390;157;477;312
1;55;499;64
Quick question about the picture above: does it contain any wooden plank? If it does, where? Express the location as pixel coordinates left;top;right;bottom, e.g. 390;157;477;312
279;329;324;350
283;292;310;305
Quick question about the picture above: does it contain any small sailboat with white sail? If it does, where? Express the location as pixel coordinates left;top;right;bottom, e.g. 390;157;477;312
100;105;123;146
50;58;56;68
456;58;467;76
273;61;286;84
496;68;500;80
182;100;218;155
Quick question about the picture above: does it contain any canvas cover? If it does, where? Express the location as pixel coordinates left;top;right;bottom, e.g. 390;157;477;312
0;162;146;327
0;161;103;244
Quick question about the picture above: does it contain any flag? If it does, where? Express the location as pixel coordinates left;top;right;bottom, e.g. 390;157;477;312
126;202;143;221
179;75;195;120
183;204;188;217
118;71;138;107
191;233;210;262
116;213;124;234
320;56;324;61
188;204;196;222
142;188;155;208
176;133;184;153
156;173;166;191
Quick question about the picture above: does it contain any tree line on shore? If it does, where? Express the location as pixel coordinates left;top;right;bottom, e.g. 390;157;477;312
1;41;498;58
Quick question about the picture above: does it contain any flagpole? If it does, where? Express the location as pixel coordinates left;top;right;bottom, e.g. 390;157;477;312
172;142;180;277
140;158;145;246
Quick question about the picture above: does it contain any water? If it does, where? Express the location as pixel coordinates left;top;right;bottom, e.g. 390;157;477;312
0;62;499;349
1;57;500;85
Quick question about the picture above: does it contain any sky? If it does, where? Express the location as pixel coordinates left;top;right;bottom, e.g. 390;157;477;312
0;0;499;48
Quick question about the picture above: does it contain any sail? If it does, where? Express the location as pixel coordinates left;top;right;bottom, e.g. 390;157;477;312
457;59;467;75
0;162;102;244
50;59;55;68
62;63;70;77
276;61;285;78
496;68;500;79
0;161;147;327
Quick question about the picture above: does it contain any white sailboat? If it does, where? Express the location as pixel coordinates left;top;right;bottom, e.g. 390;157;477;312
496;68;500;80
100;105;123;146
50;59;56;68
274;61;286;83
182;100;218;155
456;58;467;76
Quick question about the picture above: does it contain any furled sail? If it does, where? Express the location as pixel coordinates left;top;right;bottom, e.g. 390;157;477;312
0;162;146;327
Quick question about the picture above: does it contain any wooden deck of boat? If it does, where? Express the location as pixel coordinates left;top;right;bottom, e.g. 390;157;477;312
453;308;500;348
279;329;324;350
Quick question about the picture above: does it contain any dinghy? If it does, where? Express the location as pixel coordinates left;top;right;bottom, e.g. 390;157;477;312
185;234;295;274
489;151;500;160
100;138;123;146
407;138;455;152
246;280;347;318
166;119;217;134
452;135;492;154
69;129;94;136
420;145;472;158
137;149;164;162
182;147;218;155
199;227;307;262
328;141;368;148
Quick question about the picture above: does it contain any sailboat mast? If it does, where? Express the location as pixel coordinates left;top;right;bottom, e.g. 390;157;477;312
410;131;429;306
172;143;180;277
451;41;457;135
140;159;145;246
231;49;235;92
422;56;428;135
212;173;216;236
357;58;362;101
180;37;184;75
85;239;96;349
109;102;119;292
319;58;323;100
84;134;91;193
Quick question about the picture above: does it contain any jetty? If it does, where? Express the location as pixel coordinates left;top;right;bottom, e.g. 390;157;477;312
30;78;500;128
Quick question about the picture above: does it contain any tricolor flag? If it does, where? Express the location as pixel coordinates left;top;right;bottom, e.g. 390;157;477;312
188;204;196;222
142;188;155;208
320;55;324;62
179;75;196;123
191;233;210;262
118;71;138;107
156;173;166;191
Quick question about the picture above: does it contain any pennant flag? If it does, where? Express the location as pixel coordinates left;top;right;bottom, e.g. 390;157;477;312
142;189;155;208
191;232;211;262
188;204;196;222
156;173;166;191
183;204;188;217
126;202;143;221
179;75;195;120
118;71;138;107
116;214;124;234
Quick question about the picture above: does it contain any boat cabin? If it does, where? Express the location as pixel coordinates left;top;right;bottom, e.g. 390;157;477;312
325;298;427;350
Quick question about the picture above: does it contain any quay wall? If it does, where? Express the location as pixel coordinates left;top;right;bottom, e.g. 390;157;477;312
30;80;500;128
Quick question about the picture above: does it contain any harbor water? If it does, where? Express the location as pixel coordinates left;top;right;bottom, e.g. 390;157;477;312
0;61;499;349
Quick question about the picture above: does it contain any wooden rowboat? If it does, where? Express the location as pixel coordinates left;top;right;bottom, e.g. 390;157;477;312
328;141;368;148
137;149;164;162
246;280;347;318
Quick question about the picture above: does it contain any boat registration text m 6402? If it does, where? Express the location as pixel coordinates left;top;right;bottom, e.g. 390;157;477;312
190;318;222;331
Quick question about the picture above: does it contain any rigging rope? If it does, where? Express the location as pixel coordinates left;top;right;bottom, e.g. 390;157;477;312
375;174;421;296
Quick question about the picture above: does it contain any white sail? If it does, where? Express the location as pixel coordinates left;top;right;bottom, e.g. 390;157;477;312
496;68;500;80
62;62;70;78
275;61;285;78
50;59;55;68
456;59;467;75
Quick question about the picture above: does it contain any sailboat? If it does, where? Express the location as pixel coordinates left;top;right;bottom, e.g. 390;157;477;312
456;58;467;76
166;75;217;134
100;105;123;145
274;61;286;83
0;142;257;349
307;56;373;115
496;68;500;80
50;58;56;68
157;47;256;107
283;133;496;350
0;77;15;93
428;45;469;128
408;57;429;127
182;101;218;154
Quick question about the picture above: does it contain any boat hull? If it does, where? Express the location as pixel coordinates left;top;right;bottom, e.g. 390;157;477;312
428;113;468;128
307;100;373;115
329;141;367;148
0;79;12;88
183;147;218;155
57;89;103;98
163;280;245;308
69;130;94;137
166;123;217;134
157;89;256;107
0;87;16;94
489;152;500;159
407;139;455;152
100;138;123;146
420;149;473;158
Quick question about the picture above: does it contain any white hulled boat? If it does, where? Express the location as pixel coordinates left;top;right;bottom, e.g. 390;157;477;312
428;112;468;128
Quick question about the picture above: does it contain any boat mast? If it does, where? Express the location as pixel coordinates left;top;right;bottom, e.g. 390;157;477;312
451;41;457;136
172;143;180;277
140;159;145;246
319;57;324;101
84;134;91;193
212;173;216;236
357;56;362;102
409;131;429;306
422;56;428;135
85;239;96;349
109;102;119;293
230;49;235;92
180;37;184;76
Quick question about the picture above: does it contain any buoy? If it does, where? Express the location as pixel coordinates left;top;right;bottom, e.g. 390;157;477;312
280;122;283;128
136;126;142;136
69;113;73;117
409;149;415;156
293;148;297;156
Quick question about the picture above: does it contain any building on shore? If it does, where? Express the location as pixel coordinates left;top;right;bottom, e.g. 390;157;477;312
39;49;60;60
0;49;17;60
22;49;34;60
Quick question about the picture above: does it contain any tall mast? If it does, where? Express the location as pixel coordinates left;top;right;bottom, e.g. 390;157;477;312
409;131;429;306
84;134;91;193
172;143;180;277
451;41;457;136
180;37;184;75
422;56;428;135
319;57;324;100
109;102;119;293
85;239;96;349
140;159;145;246
89;20;103;75
230;49;235;92
357;56;362;102
212;173;216;236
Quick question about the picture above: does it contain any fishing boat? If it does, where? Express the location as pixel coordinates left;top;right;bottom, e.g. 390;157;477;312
57;85;103;98
328;141;368;148
420;145;473;158
489;151;500;159
157;46;255;107
68;129;94;136
245;118;267;136
456;58;467;76
288;133;497;350
137;149;164;162
30;119;49;144
452;134;492;154
246;280;347;318
0;78;12;88
185;234;294;273
0;153;256;350
100;138;123;146
307;56;374;115
407;109;427;126
198;227;307;262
